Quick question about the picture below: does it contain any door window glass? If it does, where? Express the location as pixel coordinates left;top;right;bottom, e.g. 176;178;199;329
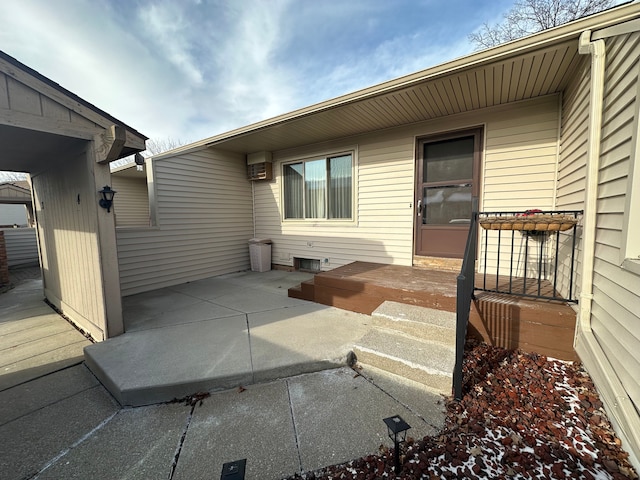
423;185;472;225
423;137;474;183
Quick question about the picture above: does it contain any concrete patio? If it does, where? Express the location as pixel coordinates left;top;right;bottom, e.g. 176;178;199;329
1;269;447;479
85;269;377;406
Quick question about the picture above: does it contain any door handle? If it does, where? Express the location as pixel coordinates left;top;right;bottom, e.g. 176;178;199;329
417;199;422;216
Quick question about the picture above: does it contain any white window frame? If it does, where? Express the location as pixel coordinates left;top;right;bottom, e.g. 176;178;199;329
621;72;640;276
280;148;357;224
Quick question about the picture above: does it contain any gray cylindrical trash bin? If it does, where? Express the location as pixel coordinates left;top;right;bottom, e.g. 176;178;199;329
248;238;272;272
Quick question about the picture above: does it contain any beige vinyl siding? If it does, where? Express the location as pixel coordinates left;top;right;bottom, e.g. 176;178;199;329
469;95;561;277
116;149;253;296
481;98;560;211
254;95;561;271
112;176;150;227
257;138;414;268
590;32;640;412
1;228;38;267
31;147;109;340
555;56;591;299
557;57;590;208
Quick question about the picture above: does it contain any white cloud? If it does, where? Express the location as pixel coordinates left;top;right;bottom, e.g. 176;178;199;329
0;0;189;138
197;0;299;130
137;0;204;85
0;0;512;147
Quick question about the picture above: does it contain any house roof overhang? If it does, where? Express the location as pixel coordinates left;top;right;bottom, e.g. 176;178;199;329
154;2;640;160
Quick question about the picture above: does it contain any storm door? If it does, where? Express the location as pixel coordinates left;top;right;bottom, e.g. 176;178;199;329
414;128;482;258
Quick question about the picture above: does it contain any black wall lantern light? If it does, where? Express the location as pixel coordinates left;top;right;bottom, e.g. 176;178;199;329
98;185;116;213
383;415;411;474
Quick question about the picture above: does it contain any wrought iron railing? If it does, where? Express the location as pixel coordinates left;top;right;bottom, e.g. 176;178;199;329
476;210;582;303
453;208;582;400
453;199;478;401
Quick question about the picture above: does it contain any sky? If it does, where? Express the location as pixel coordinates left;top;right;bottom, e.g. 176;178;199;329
0;0;517;149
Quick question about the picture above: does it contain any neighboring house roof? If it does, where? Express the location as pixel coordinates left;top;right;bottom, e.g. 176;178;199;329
154;2;640;160
1;180;30;190
0;181;31;204
111;162;147;179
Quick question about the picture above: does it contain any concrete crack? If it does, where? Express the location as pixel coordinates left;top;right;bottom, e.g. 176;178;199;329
167;406;195;480
352;366;442;431
245;313;255;383
285;379;304;474
32;409;119;479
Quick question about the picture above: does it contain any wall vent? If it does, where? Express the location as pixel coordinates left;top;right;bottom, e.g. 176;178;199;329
246;151;273;181
247;162;273;181
295;257;321;272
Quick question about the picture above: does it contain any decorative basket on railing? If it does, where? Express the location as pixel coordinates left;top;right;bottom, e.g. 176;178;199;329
479;213;579;231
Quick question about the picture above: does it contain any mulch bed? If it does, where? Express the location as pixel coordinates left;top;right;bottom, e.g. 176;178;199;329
287;340;638;479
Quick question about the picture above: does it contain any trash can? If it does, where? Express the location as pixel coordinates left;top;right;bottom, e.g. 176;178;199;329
248;238;272;272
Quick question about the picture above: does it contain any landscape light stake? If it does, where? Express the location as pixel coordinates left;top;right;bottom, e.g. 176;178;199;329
383;415;411;474
220;459;246;479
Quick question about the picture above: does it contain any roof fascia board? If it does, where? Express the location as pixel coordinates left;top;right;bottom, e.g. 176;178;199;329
155;2;640;160
592;17;640;39
0;108;97;140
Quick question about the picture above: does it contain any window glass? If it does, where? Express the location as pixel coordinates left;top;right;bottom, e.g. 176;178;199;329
304;159;326;219
328;154;352;219
283;153;353;220
283;163;304;219
424;137;474;183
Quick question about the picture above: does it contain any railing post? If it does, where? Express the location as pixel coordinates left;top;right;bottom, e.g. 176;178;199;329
569;218;579;301
453;198;478;401
454;272;466;400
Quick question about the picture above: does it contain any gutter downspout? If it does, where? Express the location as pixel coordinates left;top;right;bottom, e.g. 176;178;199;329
577;30;606;335
251;180;256;238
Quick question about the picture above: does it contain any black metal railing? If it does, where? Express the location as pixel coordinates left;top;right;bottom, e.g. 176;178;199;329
476;210;582;303
453;208;582;400
453;199;478;401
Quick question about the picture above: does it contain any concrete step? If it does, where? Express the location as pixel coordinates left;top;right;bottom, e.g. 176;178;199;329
371;301;456;347
353;328;455;396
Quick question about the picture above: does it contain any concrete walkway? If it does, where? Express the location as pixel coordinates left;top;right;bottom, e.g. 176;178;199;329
1;270;447;479
0;275;90;391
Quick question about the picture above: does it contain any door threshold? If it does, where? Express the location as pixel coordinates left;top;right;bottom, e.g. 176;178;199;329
413;256;462;272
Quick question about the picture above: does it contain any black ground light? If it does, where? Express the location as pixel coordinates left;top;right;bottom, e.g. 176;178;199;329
383;415;411;474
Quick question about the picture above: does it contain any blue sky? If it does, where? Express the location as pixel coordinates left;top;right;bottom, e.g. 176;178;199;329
1;0;516;146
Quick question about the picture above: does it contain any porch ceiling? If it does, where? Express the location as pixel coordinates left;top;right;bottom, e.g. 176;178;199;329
0;123;85;174
206;40;580;154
